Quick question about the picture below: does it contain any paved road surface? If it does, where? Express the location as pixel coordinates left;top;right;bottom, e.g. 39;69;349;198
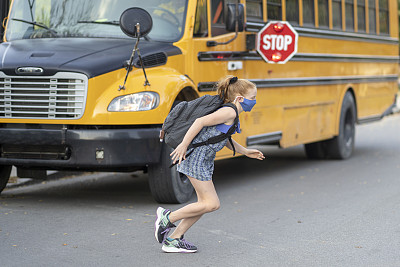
1;113;400;266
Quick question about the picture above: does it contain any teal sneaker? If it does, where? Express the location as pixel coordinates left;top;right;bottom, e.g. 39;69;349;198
162;236;197;253
154;207;176;243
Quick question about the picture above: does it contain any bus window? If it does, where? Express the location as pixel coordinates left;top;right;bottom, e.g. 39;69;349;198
332;0;342;30
318;0;329;28
286;0;299;25
357;0;366;32
246;0;263;22
345;0;354;31
267;0;282;20
194;0;208;37
303;0;315;26
379;0;389;34
368;0;376;33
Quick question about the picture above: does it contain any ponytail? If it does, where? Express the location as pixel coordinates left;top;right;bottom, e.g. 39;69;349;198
216;75;256;103
217;75;235;103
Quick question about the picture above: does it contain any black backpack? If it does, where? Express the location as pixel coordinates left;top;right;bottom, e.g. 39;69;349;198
160;95;239;166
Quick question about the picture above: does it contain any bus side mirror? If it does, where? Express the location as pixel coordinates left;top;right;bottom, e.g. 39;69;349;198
119;7;153;38
118;7;153;90
206;3;245;47
225;3;245;32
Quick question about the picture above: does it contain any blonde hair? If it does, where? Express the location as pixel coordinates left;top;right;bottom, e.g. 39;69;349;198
216;75;256;103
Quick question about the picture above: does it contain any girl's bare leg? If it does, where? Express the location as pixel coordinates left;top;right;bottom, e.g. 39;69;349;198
168;176;220;239
169;215;203;239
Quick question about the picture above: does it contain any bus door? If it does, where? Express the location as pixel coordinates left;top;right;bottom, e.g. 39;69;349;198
191;0;245;88
0;0;10;42
190;0;248;156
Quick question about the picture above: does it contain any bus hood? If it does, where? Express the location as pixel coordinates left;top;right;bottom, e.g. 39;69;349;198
0;38;181;78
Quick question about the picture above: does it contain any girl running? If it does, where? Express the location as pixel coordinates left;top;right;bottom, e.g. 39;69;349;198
154;75;265;253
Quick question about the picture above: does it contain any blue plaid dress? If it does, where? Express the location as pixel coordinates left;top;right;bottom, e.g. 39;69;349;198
176;126;228;181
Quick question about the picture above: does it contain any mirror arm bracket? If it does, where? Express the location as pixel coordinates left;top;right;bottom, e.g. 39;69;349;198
206;32;238;47
118;23;151;91
136;47;151;87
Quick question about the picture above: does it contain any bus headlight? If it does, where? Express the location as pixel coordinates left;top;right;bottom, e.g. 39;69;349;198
108;92;159;112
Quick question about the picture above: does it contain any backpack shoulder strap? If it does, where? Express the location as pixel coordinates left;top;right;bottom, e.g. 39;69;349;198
222;103;238;156
228;136;236;156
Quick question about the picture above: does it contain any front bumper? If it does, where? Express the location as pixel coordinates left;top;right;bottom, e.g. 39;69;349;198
0;125;162;171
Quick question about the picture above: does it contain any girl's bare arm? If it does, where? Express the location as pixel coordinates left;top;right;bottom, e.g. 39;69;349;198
226;139;265;161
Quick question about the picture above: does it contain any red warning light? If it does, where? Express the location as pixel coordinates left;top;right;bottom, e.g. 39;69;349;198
273;23;285;32
272;52;282;62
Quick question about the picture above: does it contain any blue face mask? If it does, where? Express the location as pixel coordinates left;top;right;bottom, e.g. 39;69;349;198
240;98;256;112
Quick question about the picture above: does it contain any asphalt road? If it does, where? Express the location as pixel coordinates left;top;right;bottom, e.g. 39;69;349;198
1;113;400;267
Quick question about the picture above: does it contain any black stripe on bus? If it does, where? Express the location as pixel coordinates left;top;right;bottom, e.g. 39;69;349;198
198;51;400;63
246;131;282;146
245;22;399;45
198;75;398;91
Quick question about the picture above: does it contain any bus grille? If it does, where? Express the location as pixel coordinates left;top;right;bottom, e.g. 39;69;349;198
0;72;88;119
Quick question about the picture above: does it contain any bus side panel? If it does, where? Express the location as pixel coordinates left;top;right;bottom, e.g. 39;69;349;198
281;104;336;148
277;84;338;148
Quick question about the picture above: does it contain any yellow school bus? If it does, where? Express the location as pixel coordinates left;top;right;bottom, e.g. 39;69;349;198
0;0;398;203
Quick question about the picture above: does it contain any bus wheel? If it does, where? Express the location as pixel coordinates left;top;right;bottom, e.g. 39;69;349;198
326;92;356;159
304;141;327;159
148;144;194;204
0;165;12;194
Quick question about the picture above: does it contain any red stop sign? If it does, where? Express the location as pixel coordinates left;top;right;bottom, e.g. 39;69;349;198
256;21;298;64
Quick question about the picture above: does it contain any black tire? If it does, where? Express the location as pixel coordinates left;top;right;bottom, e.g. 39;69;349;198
0;165;12;194
304;141;327;159
148;143;194;204
325;92;356;159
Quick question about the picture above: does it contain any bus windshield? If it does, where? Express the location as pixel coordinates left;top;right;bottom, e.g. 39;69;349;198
6;0;188;42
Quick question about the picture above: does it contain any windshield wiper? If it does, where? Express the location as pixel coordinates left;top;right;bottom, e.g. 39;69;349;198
77;20;120;25
77;20;151;41
12;18;58;35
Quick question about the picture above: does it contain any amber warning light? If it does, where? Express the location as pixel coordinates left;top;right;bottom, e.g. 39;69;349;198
256;21;299;64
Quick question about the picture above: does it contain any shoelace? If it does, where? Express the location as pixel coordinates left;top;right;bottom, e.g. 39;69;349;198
179;238;195;249
160;228;171;242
